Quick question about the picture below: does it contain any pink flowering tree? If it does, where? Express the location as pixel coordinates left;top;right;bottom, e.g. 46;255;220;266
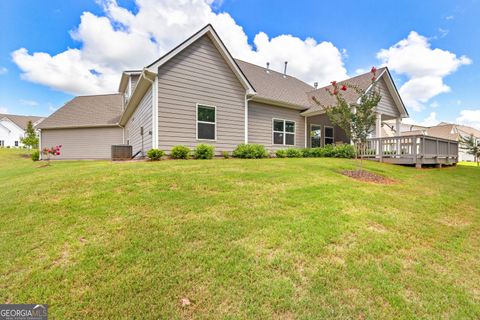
42;145;62;165
312;67;381;174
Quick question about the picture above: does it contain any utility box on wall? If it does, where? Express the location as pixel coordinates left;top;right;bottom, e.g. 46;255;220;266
111;145;132;161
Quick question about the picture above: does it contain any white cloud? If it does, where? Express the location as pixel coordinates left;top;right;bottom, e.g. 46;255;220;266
445;15;454;20
0;106;8;114
12;0;347;95
429;101;439;108
0;67;7;75
377;31;471;111
457;109;480;130
403;112;440;127
20;99;39;107
438;28;449;38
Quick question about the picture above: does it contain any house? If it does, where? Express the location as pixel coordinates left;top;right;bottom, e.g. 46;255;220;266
0;114;44;148
37;24;408;160
384;122;480;162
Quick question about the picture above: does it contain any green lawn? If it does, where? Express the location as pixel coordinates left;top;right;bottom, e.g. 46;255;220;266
1;149;479;319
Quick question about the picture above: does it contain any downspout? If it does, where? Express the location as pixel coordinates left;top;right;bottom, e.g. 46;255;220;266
245;94;254;144
141;72;156;150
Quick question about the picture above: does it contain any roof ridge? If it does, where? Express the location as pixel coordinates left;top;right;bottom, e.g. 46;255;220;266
75;93;122;98
234;58;313;88
311;67;387;93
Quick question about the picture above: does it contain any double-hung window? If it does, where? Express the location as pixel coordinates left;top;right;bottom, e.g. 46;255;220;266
197;104;216;140
324;126;334;145
273;119;295;146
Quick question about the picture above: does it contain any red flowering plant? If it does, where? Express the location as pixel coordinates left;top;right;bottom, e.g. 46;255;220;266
42;145;62;165
312;67;382;175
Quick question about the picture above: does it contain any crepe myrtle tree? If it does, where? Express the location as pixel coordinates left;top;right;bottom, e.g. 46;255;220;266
312;67;381;174
460;134;480;166
42;145;62;165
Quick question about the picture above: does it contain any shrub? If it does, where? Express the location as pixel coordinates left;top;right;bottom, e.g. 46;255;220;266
275;149;287;158
332;144;355;158
301;148;312;158
322;144;335;157
286;148;302;158
31;150;40;161
232;144;268;159
222;151;229;159
193;144;215;159
170;145;190;159
147;149;165;161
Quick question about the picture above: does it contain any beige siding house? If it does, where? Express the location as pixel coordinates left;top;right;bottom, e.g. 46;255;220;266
38;24;409;160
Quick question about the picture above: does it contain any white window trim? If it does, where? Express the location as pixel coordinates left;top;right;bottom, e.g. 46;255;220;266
324;126;334;145
196;103;217;141
310;123;322;148
272;118;296;146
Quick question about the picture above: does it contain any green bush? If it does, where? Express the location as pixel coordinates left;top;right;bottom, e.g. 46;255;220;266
286;148;302;158
170;145;190;159
193;144;215;159
147;149;165;161
232;144;268;159
322;144;335;157
275;149;287;158
301;148;313;158
222;151;229;159
332;144;355;158
31;150;40;161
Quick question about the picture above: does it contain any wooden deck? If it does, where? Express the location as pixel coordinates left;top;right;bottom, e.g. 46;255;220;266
359;135;458;168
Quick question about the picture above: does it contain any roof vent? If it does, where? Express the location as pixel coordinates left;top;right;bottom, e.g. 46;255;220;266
283;61;288;78
314;82;318;89
266;62;270;73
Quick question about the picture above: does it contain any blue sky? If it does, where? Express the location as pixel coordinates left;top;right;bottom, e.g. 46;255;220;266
1;0;479;128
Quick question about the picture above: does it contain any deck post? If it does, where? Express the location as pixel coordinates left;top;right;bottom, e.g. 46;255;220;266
395;118;401;157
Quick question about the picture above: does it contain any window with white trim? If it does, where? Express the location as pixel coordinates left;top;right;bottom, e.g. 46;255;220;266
273;119;295;146
197;104;216;140
0;140;4;147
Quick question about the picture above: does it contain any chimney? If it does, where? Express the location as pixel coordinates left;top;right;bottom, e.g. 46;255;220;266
266;62;270;73
283;61;288;78
314;82;318;89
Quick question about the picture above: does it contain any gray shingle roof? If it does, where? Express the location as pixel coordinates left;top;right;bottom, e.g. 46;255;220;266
235;59;314;107
303;67;387;115
37;94;123;129
0;114;44;130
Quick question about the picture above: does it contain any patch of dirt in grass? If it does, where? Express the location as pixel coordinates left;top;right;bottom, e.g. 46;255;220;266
367;223;388;233
342;170;395;184
437;216;471;228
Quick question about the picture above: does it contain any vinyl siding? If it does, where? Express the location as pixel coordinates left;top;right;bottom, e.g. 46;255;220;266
157;35;245;153
375;77;400;118
125;86;153;155
130;74;140;93
306;114;350;148
248;101;305;150
41;127;122;160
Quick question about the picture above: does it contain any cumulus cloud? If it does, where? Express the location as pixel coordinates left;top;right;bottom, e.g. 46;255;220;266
12;0;347;96
403;112;440;127
457;109;480;130
377;31;471;111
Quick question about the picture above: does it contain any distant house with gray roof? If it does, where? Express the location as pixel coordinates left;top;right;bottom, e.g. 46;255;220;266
38;24;409;160
0;113;44;148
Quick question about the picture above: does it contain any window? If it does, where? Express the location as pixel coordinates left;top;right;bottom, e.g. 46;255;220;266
197;104;216;140
0;140;4;147
14;141;19;147
324;127;334;145
273;119;295;146
310;124;322;148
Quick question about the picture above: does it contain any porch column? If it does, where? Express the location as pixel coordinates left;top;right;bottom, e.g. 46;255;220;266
375;113;382;156
395;117;401;156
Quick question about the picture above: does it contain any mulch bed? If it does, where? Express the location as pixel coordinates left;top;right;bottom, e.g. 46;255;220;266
342;170;395;184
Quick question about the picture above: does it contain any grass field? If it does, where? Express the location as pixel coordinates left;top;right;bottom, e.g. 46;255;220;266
0;148;479;319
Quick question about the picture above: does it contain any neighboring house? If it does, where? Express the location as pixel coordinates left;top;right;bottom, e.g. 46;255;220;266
38;24;409;160
0;114;44;148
